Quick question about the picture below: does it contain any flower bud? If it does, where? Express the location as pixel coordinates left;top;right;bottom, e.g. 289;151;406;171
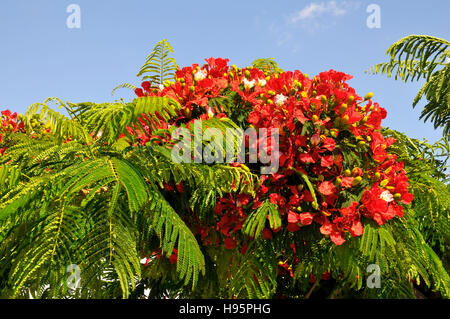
312;115;319;122
189;86;195;93
183;108;191;117
364;92;373;100
244;70;251;79
347;96;355;104
374;172;381;180
352;167;362;177
330;129;339;138
352;176;362;186
394;193;402;200
361;116;369;124
336;177;342;185
339;104;348;115
380;179;390;187
341;115;349;124
344;169;352;177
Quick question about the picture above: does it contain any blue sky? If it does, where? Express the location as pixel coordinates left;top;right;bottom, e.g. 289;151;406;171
1;0;449;143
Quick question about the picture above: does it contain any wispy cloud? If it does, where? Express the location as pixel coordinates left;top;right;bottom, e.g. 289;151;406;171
288;1;360;31
257;1;360;53
289;1;348;23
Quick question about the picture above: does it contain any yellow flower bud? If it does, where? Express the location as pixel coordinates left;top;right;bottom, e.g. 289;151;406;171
364;92;373;100
361;116;369;124
380;179;390;187
352;176;362;186
341;115;349;124
347;96;355;104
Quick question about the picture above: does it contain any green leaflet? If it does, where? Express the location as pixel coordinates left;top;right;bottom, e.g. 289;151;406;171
243;200;281;238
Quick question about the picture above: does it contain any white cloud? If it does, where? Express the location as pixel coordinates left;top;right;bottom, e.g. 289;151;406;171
289;1;359;24
262;1;359;53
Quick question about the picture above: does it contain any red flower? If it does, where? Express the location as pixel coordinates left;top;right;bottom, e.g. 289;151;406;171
224;237;236;250
318;181;337;196
299;212;314;225
262;228;273;240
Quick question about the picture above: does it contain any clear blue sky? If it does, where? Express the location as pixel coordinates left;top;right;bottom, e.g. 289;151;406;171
1;0;449;143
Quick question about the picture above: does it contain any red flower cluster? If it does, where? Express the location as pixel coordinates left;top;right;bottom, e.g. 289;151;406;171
0;110;25;155
132;58;413;247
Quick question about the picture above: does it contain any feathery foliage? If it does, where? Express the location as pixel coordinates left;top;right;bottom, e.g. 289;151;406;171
367;35;450;136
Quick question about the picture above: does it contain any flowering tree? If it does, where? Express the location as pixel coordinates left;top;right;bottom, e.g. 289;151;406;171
0;40;448;299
